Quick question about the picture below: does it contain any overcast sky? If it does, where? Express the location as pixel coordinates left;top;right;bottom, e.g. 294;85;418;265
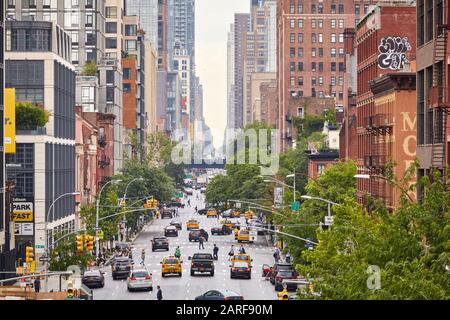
196;0;249;149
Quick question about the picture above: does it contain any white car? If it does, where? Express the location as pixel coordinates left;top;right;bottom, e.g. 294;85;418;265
127;268;153;292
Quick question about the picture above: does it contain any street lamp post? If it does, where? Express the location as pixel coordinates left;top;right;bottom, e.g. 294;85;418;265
44;191;80;292
96;179;122;258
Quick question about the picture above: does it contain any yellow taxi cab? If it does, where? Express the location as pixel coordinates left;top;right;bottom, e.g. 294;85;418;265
206;208;218;218
231;253;252;265
232;210;241;218
237;229;253;243
186;219;200;230
160;256;182;277
244;210;254;220
219;219;233;229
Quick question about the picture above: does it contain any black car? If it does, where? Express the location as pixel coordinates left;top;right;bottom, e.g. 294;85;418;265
164;226;178;237
161;210;173;219
195;289;243;300
111;257;133;280
82;270;105;288
189;253;214;276
170;220;182;230
211;225;232;235
269;263;298;291
189;229;209;242
198;209;207;215
152;237;169;251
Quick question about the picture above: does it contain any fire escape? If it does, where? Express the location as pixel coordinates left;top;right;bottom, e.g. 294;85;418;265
97;132;111;187
429;21;450;172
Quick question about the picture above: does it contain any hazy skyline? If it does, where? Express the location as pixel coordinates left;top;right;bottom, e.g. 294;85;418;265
196;0;249;149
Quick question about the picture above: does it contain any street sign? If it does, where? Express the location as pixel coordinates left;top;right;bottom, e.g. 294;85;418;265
291;201;300;211
235;202;241;209
324;216;334;226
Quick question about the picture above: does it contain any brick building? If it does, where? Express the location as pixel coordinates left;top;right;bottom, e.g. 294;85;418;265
276;0;378;151
416;0;450;190
306;150;340;180
355;4;417;208
260;80;278;127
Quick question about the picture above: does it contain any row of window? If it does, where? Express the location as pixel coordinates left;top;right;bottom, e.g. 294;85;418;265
290;47;345;58
290;75;345;87
106;38;137;51
290;61;346;72
290;89;344;100
290;18;345;29
105;22;137;36
290;33;344;44
288;1;370;15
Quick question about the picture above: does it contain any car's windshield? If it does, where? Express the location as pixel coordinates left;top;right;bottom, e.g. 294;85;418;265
234;255;249;261
193;254;212;260
240;230;249;235
164;259;179;264
233;262;249;268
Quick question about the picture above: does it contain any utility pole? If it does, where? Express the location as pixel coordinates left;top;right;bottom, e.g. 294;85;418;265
5;180;16;252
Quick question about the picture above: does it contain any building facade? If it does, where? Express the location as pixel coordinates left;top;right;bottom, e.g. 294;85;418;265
249;72;277;123
124;0;158;48
5;21;76;258
416;0;450;190
355;4;416;207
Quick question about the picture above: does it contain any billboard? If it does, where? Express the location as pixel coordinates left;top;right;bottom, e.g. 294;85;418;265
12;202;34;222
5;88;16;154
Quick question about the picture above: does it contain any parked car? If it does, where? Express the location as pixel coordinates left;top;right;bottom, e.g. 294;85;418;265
82;270;105;288
164;225;179;237
151;237;169;251
198;209;208;215
211;225;232;235
195;289;243;300
111;257;133;280
189;253;214;276
189;229;209;242
268;263;298;291
161;210;173;219
126;268;153;292
170;220;182;230
207;208;218;218
114;242;131;252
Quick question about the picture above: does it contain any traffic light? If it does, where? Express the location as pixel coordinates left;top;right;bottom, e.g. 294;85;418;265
66;280;74;299
85;235;94;252
25;246;34;263
76;235;84;252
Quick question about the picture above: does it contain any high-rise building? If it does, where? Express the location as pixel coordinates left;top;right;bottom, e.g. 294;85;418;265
105;0;124;62
172;0;195;60
173;46;191;135
145;41;158;135
7;0;106;68
276;0;378;151
227;24;236;130
232;13;251;129
5;20;77;259
416;0;450;194
157;0;168;70
124;0;158;48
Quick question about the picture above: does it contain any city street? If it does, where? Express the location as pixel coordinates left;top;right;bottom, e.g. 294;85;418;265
92;189;277;300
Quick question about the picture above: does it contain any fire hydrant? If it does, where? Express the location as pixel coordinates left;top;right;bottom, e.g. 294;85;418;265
278;288;289;300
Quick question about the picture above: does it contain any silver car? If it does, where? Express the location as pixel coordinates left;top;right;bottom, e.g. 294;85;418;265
126;268;153;292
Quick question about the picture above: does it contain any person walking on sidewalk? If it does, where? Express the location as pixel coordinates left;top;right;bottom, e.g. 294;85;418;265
34;277;41;293
157;286;163;300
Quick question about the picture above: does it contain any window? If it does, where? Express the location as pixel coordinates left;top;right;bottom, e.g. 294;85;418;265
339;19;344;29
331;33;336;43
311;62;316;72
339;76;344;86
290;76;296;86
339;91;344;100
71;49;78;63
318;33;323;43
312;77;316;86
298;3;303;13
331;4;336;14
339;62;345;72
298;91;304;97
125;24;137;36
298;62;303;71
317;164;326;175
290;33;295;43
311;33;316;43
331;62;336;71
318;3;323;13
312;48;316;57
81;87;94;102
298;33;303;43
105;22;117;33
311;88;316;97
297;107;304;118
290;47;296;58
290;62;296;72
319;76;323;86
311;4;316;13
339;4;344;14
123;68;131;80
339;33;344;43
319;91;324;98
290;19;295;29
86;32;96;46
85;13;93;26
123;84;131;93
355;4;360;15
298;76;304;86
106;70;114;84
331;76;336;86
298;47;304;57
298;19;303;28
331;19;336;28
106;7;117;18
16;88;44;105
318;48;323;57
290;2;295;14
311;19;316;28
318;62;323;72
364;4;369;14
339;48;344;57
331;47;336;57
105;38;117;49
318;19;323;28
125;40;137;51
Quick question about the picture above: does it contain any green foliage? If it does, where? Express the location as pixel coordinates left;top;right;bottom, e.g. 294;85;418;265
16;102;49;130
82;62;98;76
49;233;93;272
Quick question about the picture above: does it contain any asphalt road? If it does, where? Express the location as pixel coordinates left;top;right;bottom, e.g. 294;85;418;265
92;190;277;300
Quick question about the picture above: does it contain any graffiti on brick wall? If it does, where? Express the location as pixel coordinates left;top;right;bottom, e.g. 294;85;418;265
377;37;411;70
